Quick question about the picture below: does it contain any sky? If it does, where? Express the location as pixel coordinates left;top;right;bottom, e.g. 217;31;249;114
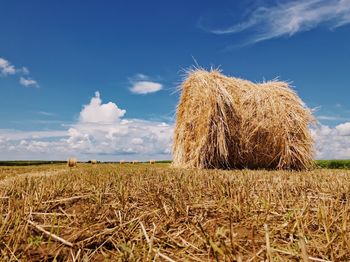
0;0;350;161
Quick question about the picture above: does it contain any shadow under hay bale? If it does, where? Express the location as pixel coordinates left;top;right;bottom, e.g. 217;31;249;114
172;68;315;170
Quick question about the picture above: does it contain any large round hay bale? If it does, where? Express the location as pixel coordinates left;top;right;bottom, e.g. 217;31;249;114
91;160;97;165
67;158;77;167
172;69;314;170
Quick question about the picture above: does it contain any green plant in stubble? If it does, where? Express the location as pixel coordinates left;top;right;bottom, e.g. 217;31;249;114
27;235;43;246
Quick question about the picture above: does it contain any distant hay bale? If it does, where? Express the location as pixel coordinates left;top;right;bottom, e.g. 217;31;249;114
132;160;139;164
91;160;97;165
67;158;77;167
119;160;125;164
149;160;156;164
172;68;315;170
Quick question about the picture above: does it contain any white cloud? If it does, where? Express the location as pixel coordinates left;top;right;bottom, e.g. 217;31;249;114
317;115;342;121
66;119;173;158
335;122;350;135
0;130;67;140
130;81;163;94
0;92;173;161
0;57;39;87
317;115;350;121
134;73;149;80
311;122;350;159
205;0;350;44
79;91;126;123
37;111;56;117
68;91;172;158
0;57;16;76
129;74;163;94
131;138;144;145
20;77;39;88
21;67;30;74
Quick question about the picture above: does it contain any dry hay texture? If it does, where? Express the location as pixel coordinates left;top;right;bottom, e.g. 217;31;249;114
67;158;77;167
173;68;315;170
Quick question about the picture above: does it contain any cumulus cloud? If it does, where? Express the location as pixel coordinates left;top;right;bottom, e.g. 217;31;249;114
20;77;39;88
129;74;163;94
79;91;126;123
0;57;39;87
203;0;350;44
67;92;172;158
311;122;350;159
66;119;172;158
335;122;350;136
0;92;173;161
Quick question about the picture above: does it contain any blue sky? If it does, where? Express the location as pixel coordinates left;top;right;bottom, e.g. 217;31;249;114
1;0;350;160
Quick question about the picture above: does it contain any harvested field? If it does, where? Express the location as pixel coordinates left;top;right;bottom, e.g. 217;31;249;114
0;164;350;261
0;164;66;181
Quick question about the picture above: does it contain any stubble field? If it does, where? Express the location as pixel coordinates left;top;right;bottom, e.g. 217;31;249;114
0;163;349;261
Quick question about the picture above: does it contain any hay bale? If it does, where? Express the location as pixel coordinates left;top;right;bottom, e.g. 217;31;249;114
172;68;314;170
149;160;156;164
119;160;125;164
67;158;77;167
132;160;139;164
91;160;97;165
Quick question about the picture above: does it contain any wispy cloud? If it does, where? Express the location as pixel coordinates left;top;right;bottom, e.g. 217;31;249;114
20;77;39;88
0;57;39;87
20;67;30;75
129;74;163;95
317;115;346;121
37;111;56;117
203;0;350;44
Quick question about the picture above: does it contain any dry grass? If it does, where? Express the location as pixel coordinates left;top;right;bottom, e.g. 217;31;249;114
0;163;349;261
173;69;314;170
0;164;65;181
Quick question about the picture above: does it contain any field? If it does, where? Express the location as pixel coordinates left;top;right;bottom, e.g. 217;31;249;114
1;163;350;261
0;161;66;167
